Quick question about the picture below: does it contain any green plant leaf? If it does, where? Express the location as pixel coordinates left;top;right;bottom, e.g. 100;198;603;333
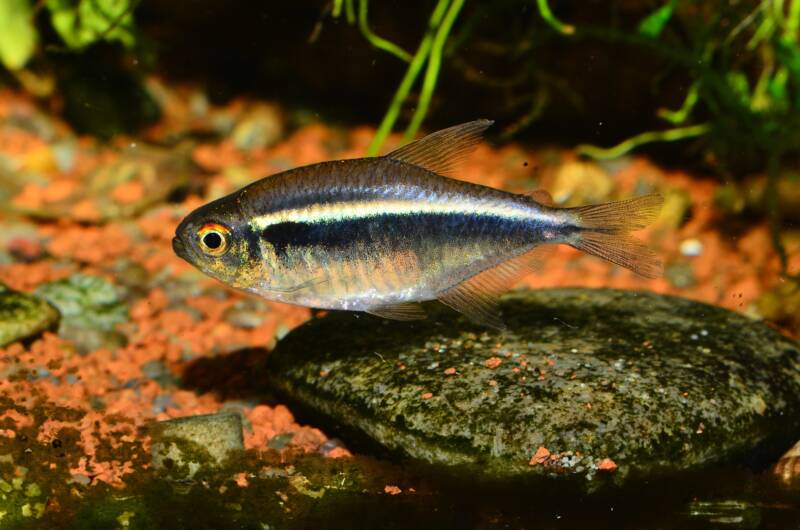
726;71;752;107
47;0;136;50
638;0;676;38
0;0;37;70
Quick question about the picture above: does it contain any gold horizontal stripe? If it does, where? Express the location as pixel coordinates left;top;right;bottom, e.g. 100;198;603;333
249;199;534;230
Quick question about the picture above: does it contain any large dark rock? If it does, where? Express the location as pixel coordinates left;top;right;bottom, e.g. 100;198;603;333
268;288;800;485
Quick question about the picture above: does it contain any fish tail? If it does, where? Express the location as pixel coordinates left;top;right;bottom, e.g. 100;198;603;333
566;194;664;278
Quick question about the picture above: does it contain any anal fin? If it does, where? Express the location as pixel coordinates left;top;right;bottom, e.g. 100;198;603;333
366;302;427;321
437;245;554;329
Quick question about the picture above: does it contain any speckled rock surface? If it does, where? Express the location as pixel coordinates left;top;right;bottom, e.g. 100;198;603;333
268;288;800;484
0;282;59;346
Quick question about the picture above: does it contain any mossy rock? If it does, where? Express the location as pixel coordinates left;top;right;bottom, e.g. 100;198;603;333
0;283;59;347
268;288;800;485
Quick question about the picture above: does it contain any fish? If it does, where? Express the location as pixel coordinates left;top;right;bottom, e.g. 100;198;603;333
172;120;663;328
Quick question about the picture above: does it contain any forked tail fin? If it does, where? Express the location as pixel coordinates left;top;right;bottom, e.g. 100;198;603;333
567;194;664;279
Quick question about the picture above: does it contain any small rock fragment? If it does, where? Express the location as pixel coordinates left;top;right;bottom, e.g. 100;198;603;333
679;238;703;257
774;439;800;486
150;412;244;480
596;458;618;472
484;357;502;369
529;446;550;466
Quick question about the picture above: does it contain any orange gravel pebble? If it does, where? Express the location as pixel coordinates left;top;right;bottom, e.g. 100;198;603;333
111;181;146;204
484;357;503;369
597;458;618;471
529;446;551;465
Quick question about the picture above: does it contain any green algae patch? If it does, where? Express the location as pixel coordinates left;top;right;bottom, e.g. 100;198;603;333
268;288;800;484
0;457;48;528
0;283;59;347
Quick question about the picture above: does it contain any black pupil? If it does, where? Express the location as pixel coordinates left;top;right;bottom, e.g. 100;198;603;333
203;232;223;249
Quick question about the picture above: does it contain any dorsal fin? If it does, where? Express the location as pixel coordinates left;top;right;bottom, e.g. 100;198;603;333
384;120;494;176
437;245;554;329
528;189;556;206
366;302;427;321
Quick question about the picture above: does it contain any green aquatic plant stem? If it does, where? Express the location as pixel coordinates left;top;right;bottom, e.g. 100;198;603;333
536;0;575;35
402;0;465;142
366;0;451;156
358;0;412;62
766;149;789;273
788;0;800;37
575;123;710;160
657;81;700;124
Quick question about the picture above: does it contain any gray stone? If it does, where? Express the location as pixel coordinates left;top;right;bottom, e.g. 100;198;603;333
35;274;128;353
268;288;800;484
0;283;60;347
150;412;244;480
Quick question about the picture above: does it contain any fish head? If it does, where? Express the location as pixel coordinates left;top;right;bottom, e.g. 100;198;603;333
173;194;253;287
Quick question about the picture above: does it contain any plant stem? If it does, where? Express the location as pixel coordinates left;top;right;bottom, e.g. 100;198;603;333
344;0;356;24
657;81;700;124
402;0;465;141
366;0;451;156
332;0;343;18
576;123;710;159
536;0;575;35
766;149;789;273
357;0;412;62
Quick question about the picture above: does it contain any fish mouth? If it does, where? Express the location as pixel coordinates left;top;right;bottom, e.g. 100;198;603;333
172;237;188;261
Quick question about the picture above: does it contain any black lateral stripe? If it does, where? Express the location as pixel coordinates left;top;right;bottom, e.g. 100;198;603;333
260;212;515;258
243;225;262;262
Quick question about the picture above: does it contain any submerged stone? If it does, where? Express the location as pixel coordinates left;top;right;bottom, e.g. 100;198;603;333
0;282;59;347
35;274;128;353
150;412;244;480
268;288;800;485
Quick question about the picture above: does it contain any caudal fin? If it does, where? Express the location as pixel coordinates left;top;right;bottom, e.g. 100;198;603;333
567;194;664;279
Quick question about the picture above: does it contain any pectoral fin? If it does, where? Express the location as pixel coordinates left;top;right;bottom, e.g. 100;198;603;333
366;302;428;321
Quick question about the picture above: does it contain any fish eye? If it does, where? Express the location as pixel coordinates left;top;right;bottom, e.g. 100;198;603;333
197;223;230;256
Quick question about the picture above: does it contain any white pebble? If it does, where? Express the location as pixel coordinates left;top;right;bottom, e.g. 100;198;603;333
680;239;704;257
